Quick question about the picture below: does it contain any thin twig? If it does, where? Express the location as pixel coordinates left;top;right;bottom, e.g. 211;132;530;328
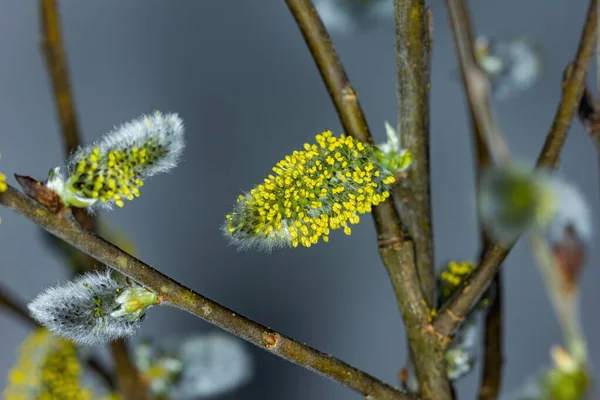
443;0;508;164
39;1;146;397
284;0;371;144
434;0;598;337
40;0;81;157
0;186;414;400
109;339;148;398
479;271;503;400
0;282;115;389
576;86;600;202
433;244;510;336
394;0;436;307
441;0;504;397
285;1;452;397
537;0;598;169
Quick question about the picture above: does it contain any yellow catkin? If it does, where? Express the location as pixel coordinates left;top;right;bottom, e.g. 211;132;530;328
439;261;477;300
3;328;93;400
68;143;154;208
0;172;7;193
46;111;184;209
225;131;398;250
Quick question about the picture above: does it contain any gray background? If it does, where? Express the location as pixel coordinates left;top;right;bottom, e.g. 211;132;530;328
0;1;597;399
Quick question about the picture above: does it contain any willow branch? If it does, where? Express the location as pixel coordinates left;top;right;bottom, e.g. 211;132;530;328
284;0;452;398
284;0;371;143
443;0;493;166
434;0;598;337
40;0;81;157
39;1;145;397
0;282;115;389
441;0;503;397
0;185;413;400
536;0;598;168
478;271;503;400
576;87;600;194
394;0;436;307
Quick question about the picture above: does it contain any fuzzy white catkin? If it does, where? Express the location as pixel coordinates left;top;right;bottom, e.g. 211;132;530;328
28;271;146;345
478;163;540;243
540;176;592;245
46;111;185;210
170;333;253;399
72;111;185;178
477;164;591;246
314;0;393;33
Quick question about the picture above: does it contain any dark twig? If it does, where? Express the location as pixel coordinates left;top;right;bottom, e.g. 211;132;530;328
285;0;451;397
536;0;598;169
479;271;504;400
110;339;147;398
0;185;414;400
394;0;436;307
284;0;371;144
0;282;115;389
39;1;146;397
434;0;597;337
40;0;81;157
441;0;504;397
443;0;492;165
576;88;600;193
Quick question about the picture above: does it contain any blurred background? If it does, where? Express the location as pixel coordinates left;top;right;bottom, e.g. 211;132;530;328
0;0;597;399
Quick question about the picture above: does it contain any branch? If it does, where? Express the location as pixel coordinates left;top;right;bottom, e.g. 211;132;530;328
443;0;493;166
576;87;600;196
478;271;503;400
394;0;436;307
0;185;414;400
40;0;81;157
536;0;598;169
0;282;115;389
109;339;147;398
39;1;145;397
285;0;452;397
441;0;503;397
284;0;371;144
434;0;598;337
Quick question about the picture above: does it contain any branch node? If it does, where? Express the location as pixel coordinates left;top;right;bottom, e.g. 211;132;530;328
262;331;280;349
424;323;452;347
342;85;357;102
14;174;64;213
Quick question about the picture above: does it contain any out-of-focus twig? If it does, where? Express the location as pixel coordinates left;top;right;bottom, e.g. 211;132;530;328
434;0;598;338
577;88;600;200
479;271;503;400
536;0;598;169
285;0;452;397
39;1;146;398
444;0;508;164
441;0;504;397
0;282;115;389
531;233;588;363
40;0;81;157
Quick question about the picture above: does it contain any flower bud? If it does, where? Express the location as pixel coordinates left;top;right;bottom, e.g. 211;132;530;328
478;163;591;247
28;271;157;345
46;111;185;210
